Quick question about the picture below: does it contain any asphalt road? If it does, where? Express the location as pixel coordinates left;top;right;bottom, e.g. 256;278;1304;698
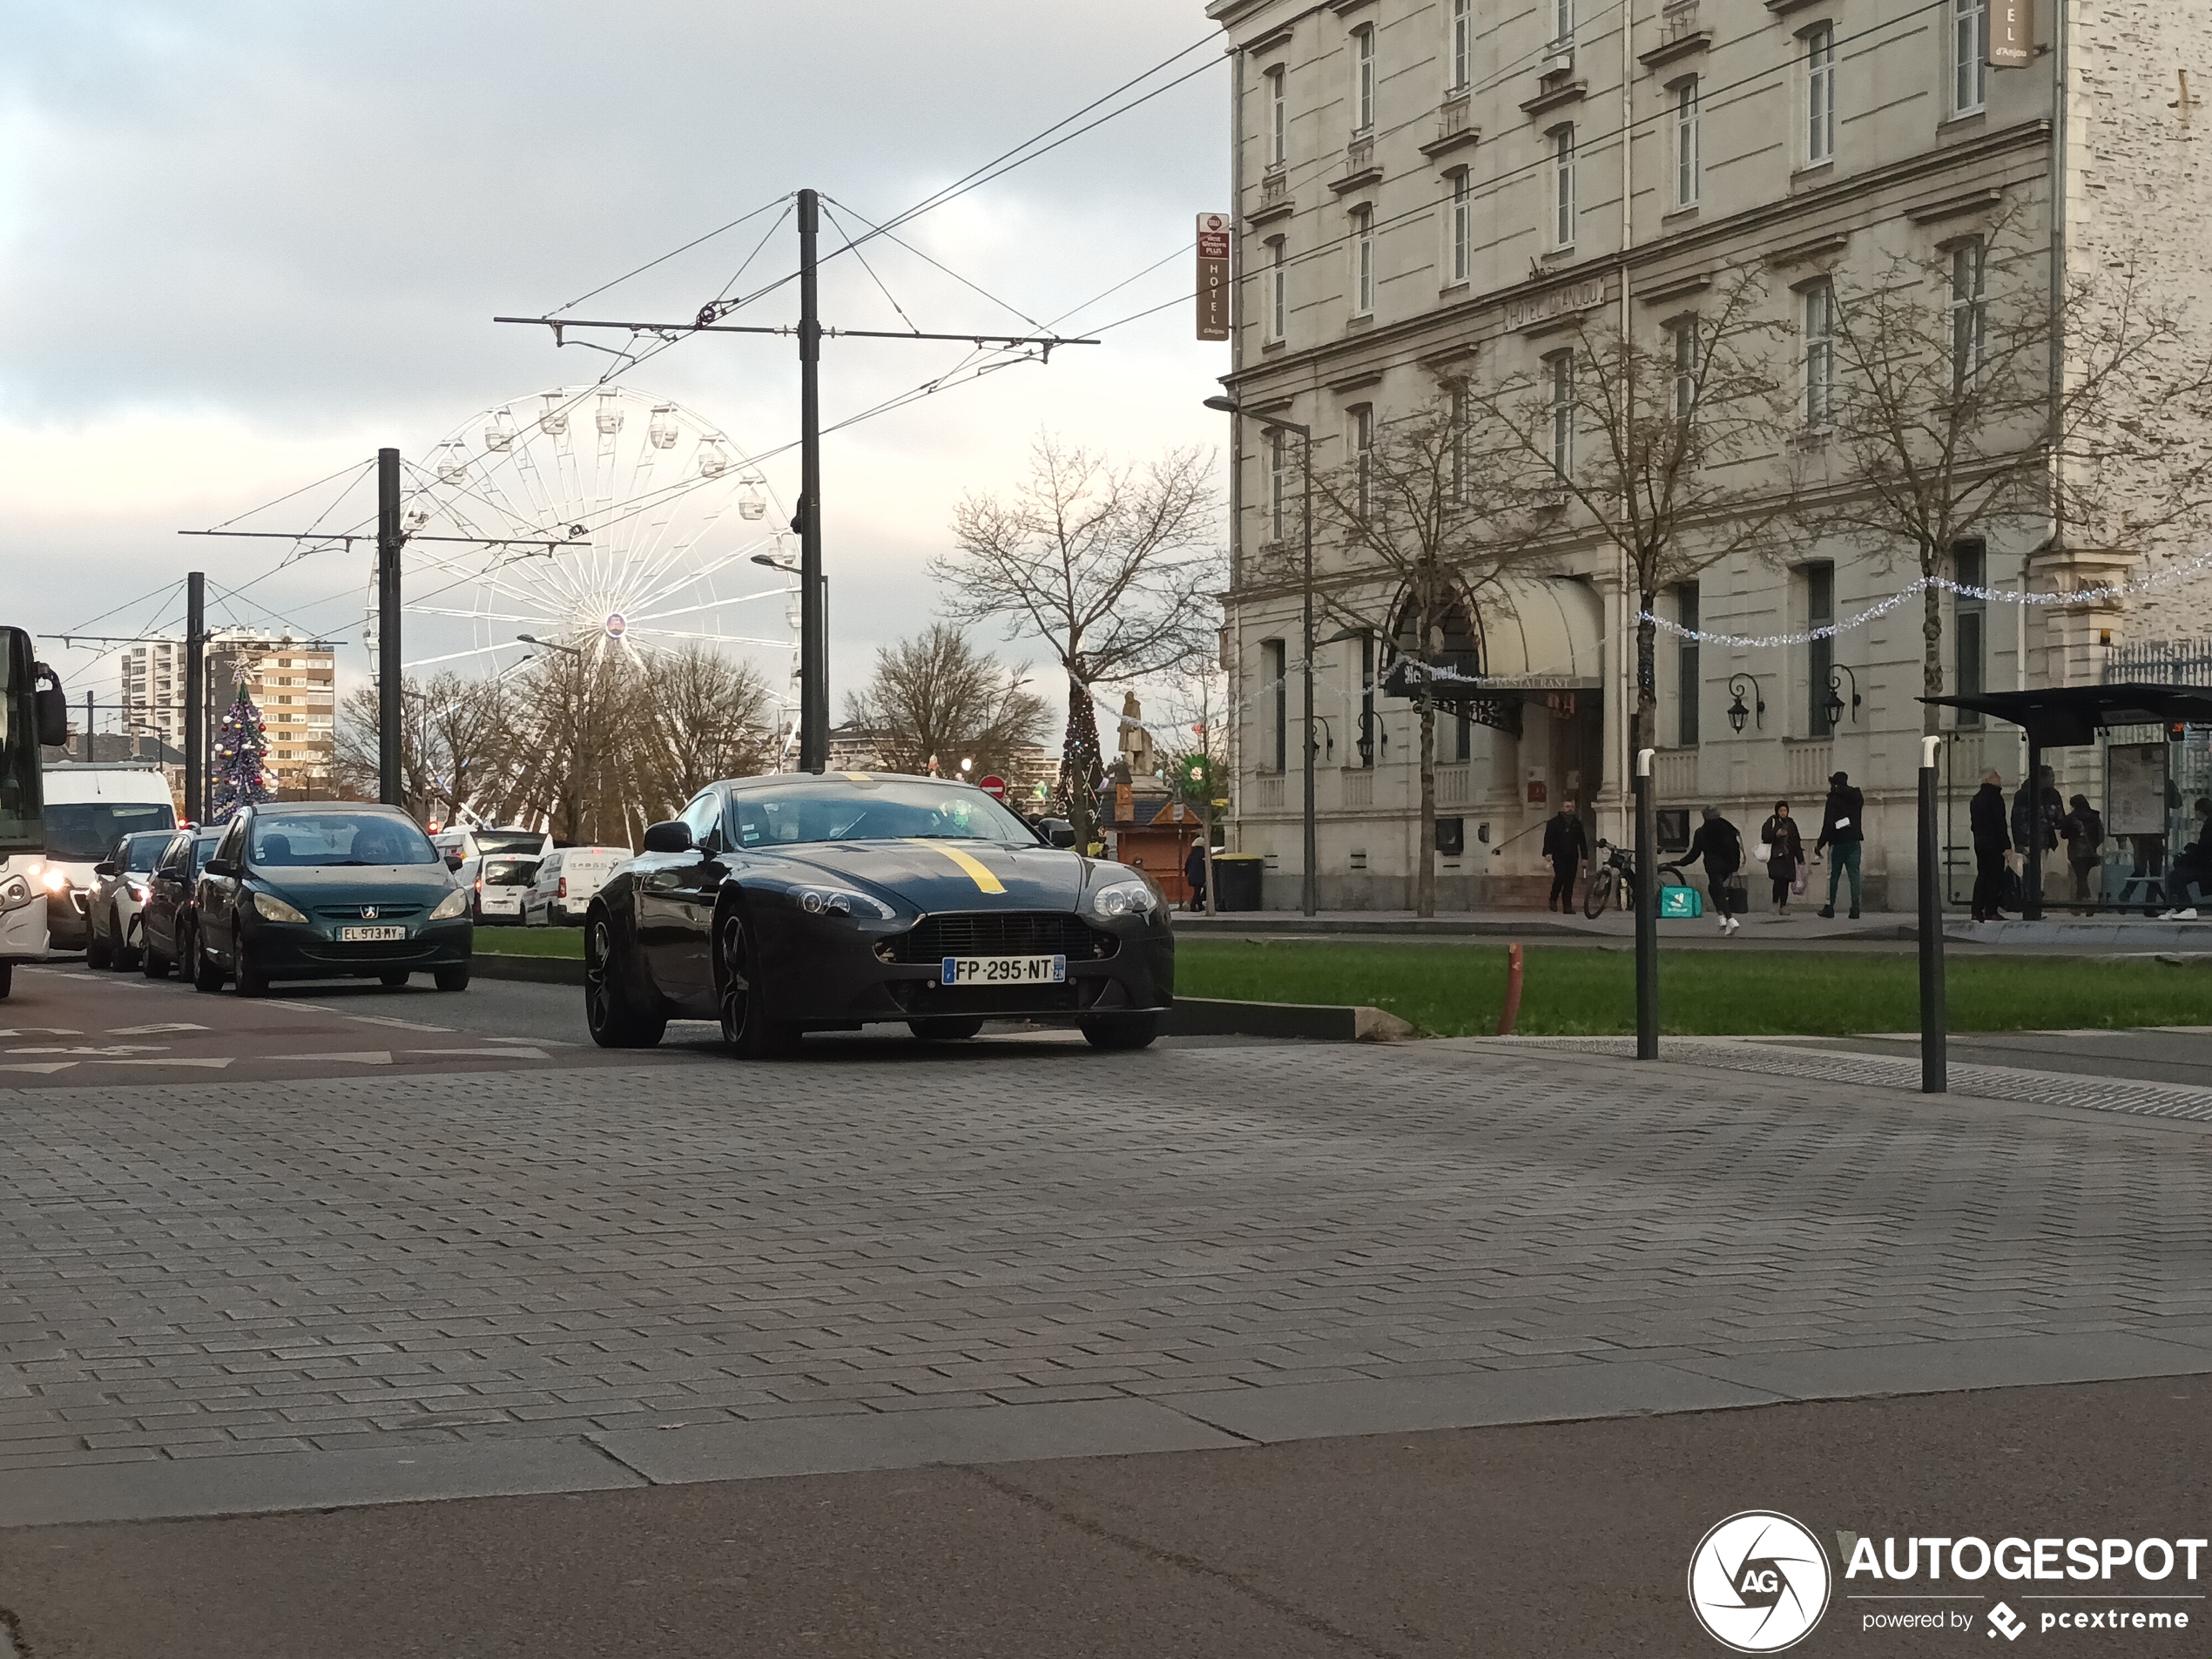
3;1375;2208;1657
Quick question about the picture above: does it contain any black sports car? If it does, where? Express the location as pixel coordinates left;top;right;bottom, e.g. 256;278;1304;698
585;773;1174;1055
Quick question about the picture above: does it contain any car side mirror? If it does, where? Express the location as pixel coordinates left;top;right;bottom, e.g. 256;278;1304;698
94;861;118;878
641;820;694;855
205;858;235;879
33;666;68;748
1048;825;1077;848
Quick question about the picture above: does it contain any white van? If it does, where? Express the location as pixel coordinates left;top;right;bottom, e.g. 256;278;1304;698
432;826;546;925
39;763;177;952
521;845;631;926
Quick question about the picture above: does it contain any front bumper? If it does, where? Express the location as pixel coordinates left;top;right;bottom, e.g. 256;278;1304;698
44;890;91;949
751;904;1175;1026
240;914;475;980
0;897;48;963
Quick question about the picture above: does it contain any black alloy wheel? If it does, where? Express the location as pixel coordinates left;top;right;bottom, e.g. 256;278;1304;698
717;908;795;1059
141;929;169;978
908;1017;985;1042
113;913;142;972
1080;1014;1161;1052
189;923;224;994
233;950;269;998
583;910;664;1049
84;918;112;971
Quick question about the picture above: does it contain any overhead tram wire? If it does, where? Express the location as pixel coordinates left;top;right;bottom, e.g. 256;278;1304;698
545;194;792;319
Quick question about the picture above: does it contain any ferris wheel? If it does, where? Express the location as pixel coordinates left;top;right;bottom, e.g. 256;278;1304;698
384;385;801;709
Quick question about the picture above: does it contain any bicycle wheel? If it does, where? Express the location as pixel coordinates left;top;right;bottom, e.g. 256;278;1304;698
1582;866;1616;920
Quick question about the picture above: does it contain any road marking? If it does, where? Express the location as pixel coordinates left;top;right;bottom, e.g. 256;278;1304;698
108;1022;208;1035
99;1057;233;1069
273;1051;393;1065
402;1047;549;1060
0;1062;78;1074
905;840;1006;894
346;1015;456;1032
9;1044;168;1056
0;1028;82;1038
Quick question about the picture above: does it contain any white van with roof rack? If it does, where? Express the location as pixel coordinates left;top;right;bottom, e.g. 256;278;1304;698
38;762;177;952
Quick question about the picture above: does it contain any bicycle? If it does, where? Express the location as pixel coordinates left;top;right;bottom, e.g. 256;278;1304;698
1581;839;1689;919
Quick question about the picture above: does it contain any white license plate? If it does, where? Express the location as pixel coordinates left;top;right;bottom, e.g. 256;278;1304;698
339;926;408;942
941;954;1066;986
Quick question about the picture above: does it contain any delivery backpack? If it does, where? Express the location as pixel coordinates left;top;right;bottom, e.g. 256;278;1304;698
1659;884;1704;919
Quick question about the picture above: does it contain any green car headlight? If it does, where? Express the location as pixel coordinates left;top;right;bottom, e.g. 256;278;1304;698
253;891;308;924
428;887;471;921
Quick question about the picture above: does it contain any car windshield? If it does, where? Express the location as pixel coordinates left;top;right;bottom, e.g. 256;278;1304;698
728;781;1038;849
248;813;438;867
119;833;171;872
482;858;537;886
45;800;176;862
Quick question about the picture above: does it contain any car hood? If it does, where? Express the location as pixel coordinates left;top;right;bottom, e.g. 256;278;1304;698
750;840;1127;914
249;865;461;908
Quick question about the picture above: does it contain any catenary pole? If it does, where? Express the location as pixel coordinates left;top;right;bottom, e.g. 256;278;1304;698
797;190;828;773
184;572;206;823
1918;734;1947;1091
376;447;402;808
1635;746;1659;1058
1300;429;1317;919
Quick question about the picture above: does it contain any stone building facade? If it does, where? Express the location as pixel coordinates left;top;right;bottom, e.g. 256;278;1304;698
1204;0;2212;910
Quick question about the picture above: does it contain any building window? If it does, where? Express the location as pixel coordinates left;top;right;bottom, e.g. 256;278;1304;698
1350;404;1374;516
1451;0;1474;91
1352;25;1375;134
1950;239;1986;390
1351;206;1374;315
1448;381;1468;502
1266;236;1286;341
1553;0;1576;49
1802;280;1836;428
1671;318;1700;421
1549;125;1576;247
1804;24;1836;165
1448;168;1472;284
1262;638;1288;769
1266;66;1286;167
1547;350;1575;479
1953;541;1986;723
1673;78;1700;207
1805;562;1836;734
1952;0;1988;115
1358;632;1379;767
1268;428;1289;540
1676;583;1701;747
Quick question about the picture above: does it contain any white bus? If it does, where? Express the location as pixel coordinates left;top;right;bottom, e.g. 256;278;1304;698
1;630;70;999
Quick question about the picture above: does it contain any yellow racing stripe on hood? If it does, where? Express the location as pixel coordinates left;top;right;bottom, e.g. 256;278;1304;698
906;840;1006;894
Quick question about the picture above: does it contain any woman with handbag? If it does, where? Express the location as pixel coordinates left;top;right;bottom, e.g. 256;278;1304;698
1760;800;1804;917
1684;806;1747;934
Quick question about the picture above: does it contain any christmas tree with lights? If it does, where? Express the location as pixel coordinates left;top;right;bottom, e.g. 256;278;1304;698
211;682;274;822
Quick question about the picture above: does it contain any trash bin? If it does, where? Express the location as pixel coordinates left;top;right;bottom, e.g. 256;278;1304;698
1210;853;1265;912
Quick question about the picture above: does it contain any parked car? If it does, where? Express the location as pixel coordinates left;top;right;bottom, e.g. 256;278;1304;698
84;829;179;971
470;853;539;923
38;762;176;951
190;803;474;996
522;846;631;926
139;826;225;980
430;826;548;924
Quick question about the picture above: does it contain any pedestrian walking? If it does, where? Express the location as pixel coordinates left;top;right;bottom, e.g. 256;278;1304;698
1541;799;1589;913
1183;839;1209;913
2012;765;2062;906
2162;796;2212;918
1685;806;1746;934
2059;793;2106;911
1813;771;1865;919
1969;768;2012;922
1758;801;1804;916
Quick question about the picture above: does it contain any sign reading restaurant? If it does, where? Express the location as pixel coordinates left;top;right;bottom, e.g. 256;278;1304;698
1505;276;1607;334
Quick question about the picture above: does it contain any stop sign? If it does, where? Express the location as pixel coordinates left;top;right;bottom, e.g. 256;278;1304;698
979;775;1007;801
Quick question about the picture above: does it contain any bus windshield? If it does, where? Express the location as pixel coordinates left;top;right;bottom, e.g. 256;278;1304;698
0;629;44;856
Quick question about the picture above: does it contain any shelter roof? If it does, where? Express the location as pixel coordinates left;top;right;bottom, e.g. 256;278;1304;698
1922;683;2212;747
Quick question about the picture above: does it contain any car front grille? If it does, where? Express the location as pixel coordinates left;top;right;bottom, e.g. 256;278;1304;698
879;911;1116;965
314;905;425;921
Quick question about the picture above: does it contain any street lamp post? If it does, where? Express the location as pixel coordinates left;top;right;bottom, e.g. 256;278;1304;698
1204;395;1317;918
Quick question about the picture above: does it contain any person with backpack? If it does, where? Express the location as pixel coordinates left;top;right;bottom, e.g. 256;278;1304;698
2059;793;2106;911
1813;771;1865;920
1685;806;1746;935
1969;768;2012;922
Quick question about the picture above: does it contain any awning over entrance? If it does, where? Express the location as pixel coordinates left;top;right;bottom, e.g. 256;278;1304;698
1381;574;1604;701
1923;684;2212;747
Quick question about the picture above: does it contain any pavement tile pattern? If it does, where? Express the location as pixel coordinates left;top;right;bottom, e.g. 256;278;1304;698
4;1041;2211;1478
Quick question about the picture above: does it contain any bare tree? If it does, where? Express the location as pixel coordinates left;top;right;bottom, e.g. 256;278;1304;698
416;671;510;825
333;682;438;818
1267;394;1541;917
631;644;774;817
936;435;1223;849
1466;266;1797;761
844;624;1049;780
1814;220;2212;734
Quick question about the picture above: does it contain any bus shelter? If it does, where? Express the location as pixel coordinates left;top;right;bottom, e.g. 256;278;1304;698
1924;684;2212;920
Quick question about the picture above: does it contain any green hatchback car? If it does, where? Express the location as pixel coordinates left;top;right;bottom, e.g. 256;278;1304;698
191;802;474;996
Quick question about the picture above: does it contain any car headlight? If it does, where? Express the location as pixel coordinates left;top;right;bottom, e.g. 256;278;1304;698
0;874;31;913
428;887;471;921
41;867;69;894
252;891;308;924
1087;879;1160;920
126;880;152;901
793;886;896;921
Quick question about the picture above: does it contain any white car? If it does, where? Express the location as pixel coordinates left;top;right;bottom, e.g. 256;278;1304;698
471;852;540;923
84;828;179;971
432;826;548;926
521;846;630;926
38;762;178;954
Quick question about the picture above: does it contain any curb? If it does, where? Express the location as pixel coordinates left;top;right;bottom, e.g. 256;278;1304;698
1167;996;1416;1042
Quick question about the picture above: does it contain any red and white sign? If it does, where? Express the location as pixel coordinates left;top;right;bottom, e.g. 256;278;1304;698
1197;213;1232;342
978;774;1008;801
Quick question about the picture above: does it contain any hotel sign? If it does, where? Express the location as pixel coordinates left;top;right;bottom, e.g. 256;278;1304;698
1197;213;1232;342
1990;0;2033;66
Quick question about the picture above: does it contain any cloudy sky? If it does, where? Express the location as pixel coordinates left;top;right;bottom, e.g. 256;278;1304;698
2;1;1230;738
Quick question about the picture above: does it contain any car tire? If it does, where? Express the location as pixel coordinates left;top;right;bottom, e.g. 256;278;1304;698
114;914;142;973
142;935;170;978
380;971;410;988
584;910;666;1049
716;907;796;1059
85;921;112;971
0;962;11;1001
433;966;469;993
909;1017;984;1042
189;925;225;994
1080;1014;1161;1052
233;953;269;998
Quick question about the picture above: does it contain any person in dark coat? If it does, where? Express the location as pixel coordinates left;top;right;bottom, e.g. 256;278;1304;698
1541;799;1588;912
1969;768;2012;922
1184;840;1209;912
2166;796;2212;916
1813;771;1865;919
1684;806;1746;934
2011;765;2062;907
2059;793;2105;911
1758;800;1804;916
